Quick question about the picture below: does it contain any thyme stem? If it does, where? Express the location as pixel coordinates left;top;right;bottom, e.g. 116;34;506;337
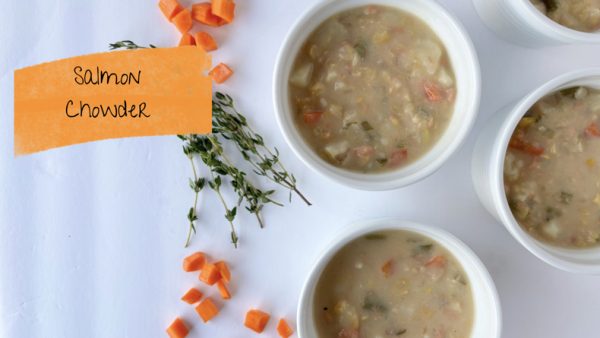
110;41;310;247
208;171;239;248
185;156;201;247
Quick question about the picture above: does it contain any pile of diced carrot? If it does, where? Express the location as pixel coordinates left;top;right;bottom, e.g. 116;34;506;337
166;251;294;337
159;1;293;336
159;0;235;84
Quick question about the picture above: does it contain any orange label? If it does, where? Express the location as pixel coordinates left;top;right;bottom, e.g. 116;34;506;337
14;47;212;156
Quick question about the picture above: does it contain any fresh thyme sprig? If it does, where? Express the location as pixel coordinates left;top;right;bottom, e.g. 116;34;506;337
110;41;310;247
208;173;239;248
213;93;312;205
180;134;285;247
183;146;205;247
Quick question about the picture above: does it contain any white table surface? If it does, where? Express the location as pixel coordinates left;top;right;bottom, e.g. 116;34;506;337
1;1;600;337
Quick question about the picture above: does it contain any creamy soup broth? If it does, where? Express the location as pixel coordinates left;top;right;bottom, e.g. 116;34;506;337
289;6;456;173
505;87;600;248
530;0;600;32
314;230;474;338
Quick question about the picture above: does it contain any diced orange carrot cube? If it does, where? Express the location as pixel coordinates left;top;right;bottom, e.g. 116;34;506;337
192;3;226;27
159;0;184;21
179;33;196;46
199;262;222;285
277;318;294;338
215;261;231;283
172;8;193;33
181;288;203;304
194;32;218;51
166;317;189;338
585;122;600;137
212;0;235;23
195;298;219;322
209;63;233;84
244;309;270;333
183;252;206;272
216;280;231;300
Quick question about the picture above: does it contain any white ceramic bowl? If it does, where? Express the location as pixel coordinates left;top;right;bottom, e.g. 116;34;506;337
297;219;502;338
473;0;600;47
273;0;480;190
472;69;600;274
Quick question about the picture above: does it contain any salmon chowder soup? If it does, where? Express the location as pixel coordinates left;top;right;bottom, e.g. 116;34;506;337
505;87;600;248
530;0;600;32
314;230;474;338
289;5;456;173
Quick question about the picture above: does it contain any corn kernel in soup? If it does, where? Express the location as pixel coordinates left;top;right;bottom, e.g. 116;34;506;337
505;87;600;248
289;5;456;173
530;0;600;32
314;230;474;338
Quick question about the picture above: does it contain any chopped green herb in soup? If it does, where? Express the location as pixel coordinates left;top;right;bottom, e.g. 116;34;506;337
289;5;456;173
530;0;600;32
505;87;600;248
314;230;474;338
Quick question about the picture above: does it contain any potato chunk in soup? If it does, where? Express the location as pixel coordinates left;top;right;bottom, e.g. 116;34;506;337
289;6;456;173
313;230;474;338
530;0;600;32
505;87;600;248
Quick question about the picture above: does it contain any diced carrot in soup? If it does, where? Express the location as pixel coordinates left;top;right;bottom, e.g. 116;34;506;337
380;259;393;278
389;149;408;167
508;137;544;156
585;122;600;137
425;255;447;268
303;111;323;125
424;82;444;102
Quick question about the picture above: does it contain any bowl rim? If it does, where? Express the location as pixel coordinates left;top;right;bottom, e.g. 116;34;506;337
490;68;600;274
514;0;600;42
296;218;502;338
272;0;481;191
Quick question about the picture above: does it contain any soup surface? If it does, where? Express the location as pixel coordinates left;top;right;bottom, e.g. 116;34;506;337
505;87;600;248
289;6;456;173
313;230;474;338
530;0;600;32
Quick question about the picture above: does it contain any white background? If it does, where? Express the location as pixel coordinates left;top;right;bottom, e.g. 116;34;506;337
1;0;600;337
